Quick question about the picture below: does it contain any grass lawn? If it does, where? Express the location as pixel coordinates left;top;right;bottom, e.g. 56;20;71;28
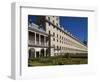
28;53;88;67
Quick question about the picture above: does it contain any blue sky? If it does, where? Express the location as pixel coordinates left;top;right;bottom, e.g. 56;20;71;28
60;16;88;42
28;15;88;42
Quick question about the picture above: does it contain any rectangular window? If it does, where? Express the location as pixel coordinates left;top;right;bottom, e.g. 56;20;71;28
53;20;55;24
53;32;55;36
60;40;61;43
49;30;50;34
60;35;61;39
48;22;50;26
53;38;55;41
57;34;58;38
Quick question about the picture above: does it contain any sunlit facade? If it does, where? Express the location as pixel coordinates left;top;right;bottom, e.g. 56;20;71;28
28;16;87;59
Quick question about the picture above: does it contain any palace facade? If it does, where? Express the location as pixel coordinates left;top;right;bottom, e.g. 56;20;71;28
28;16;87;59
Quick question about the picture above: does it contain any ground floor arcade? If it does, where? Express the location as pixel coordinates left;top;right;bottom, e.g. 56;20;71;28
28;47;51;59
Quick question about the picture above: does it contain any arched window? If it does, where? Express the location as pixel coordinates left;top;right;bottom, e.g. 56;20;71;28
28;48;35;59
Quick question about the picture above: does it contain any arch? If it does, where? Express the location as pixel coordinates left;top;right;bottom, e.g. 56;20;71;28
29;48;35;59
46;48;49;57
40;48;44;57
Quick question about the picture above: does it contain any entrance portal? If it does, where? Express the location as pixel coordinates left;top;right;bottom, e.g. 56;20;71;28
36;51;39;58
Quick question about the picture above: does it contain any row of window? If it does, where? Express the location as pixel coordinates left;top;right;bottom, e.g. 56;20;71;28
53;38;67;44
52;32;67;45
53;32;67;40
48;22;68;37
53;45;85;52
52;36;84;49
47;18;85;49
53;45;69;50
52;31;85;49
66;39;85;49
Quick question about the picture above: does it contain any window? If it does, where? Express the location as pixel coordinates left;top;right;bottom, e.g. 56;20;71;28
49;30;50;34
53;32;55;36
48;22;50;26
56;23;58;26
57;46;58;49
57;39;58;42
53;38;55;41
60;40;61;43
57;34;58;38
53;20;55;24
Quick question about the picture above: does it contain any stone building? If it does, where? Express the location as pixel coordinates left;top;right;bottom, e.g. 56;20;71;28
28;16;87;59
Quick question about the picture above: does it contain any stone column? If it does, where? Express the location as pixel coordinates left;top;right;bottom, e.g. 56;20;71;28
44;48;46;57
44;36;46;46
34;50;36;58
35;32;36;45
39;34;41;45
